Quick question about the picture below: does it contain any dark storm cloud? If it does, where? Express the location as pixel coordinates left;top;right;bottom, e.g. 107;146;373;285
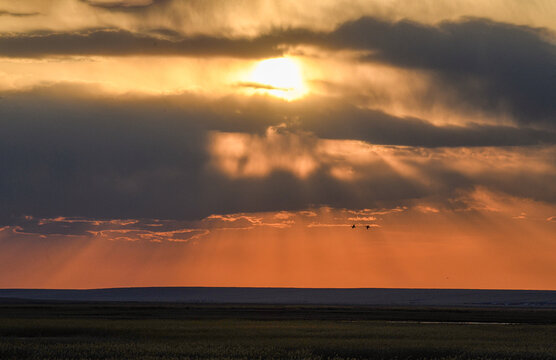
1;84;555;226
296;102;556;147
325;17;556;126
0;85;303;224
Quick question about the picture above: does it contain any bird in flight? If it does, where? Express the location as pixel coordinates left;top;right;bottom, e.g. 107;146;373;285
351;224;356;229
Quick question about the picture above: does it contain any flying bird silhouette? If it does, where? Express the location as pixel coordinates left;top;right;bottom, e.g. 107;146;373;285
351;224;356;229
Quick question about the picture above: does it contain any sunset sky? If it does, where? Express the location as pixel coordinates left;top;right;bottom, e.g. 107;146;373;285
1;0;555;289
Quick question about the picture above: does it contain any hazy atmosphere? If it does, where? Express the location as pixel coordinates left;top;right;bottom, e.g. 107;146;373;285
1;0;555;289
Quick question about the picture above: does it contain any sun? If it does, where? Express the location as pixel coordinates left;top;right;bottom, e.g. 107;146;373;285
247;57;306;101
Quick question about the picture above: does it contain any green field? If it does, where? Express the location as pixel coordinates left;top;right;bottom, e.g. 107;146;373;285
1;303;556;359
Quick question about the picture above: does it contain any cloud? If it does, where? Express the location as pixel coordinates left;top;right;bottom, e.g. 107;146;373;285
202;214;260;229
209;126;319;179
237;82;294;91
0;29;285;58
5;208;301;239
2;16;554;127
5;216;198;237
209;127;556;204
0;10;39;17
80;0;163;9
299;103;556;147
326;17;556;126
1;84;555;225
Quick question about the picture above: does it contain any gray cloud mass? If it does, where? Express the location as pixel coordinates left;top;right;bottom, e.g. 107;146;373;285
2;14;556;224
1;17;554;126
1;85;555;225
0;29;284;58
327;17;556;126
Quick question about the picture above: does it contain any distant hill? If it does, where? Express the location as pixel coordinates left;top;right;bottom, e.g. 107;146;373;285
1;287;556;307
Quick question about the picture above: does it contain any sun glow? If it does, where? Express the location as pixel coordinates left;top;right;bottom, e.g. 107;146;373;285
247;57;306;100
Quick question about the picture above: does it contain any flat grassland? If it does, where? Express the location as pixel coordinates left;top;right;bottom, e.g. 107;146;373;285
1;302;556;359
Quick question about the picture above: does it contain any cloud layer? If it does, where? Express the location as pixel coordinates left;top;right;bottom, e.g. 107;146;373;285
1;85;555;225
2;16;554;126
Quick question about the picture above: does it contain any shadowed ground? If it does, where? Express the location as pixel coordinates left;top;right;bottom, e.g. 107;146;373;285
1;302;556;359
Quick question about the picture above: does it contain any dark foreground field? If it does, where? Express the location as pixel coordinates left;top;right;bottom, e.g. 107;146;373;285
1;302;556;360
